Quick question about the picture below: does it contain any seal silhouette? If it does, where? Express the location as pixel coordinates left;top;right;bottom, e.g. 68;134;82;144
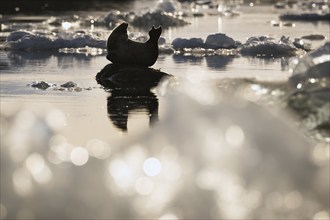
106;22;162;67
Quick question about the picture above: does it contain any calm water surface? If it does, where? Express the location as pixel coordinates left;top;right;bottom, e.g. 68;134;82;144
1;5;328;139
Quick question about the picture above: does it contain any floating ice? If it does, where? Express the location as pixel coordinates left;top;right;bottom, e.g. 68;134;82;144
239;35;298;57
205;33;238;49
288;42;330;130
289;42;330;86
172;33;239;50
156;0;178;13
3;30;106;50
132;11;189;29
172;37;204;49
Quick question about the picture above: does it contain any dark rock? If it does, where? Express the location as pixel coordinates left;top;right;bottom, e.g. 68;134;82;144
280;12;330;21
61;81;78;88
301;34;326;41
30;81;53;90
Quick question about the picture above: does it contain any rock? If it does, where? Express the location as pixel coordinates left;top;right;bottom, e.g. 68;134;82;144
280;12;330;21
61;81;78;88
30;81;53;90
205;33;237;49
293;38;311;51
301;34;326;41
96;64;171;90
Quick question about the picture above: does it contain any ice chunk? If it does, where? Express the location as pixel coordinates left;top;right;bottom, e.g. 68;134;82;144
289;41;330;87
4;30;106;50
239;35;298;57
132;11;189;29
205;33;238;49
288;42;330;130
172;37;204;49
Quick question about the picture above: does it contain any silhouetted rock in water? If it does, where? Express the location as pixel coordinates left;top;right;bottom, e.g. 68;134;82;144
106;23;162;67
292;38;312;51
301;34;326;41
288;42;330;130
28;80;91;92
29;81;54;90
96;64;171;90
280;12;330;21
61;81;77;88
96;64;171;132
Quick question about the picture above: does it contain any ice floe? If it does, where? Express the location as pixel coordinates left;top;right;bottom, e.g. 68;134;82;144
131;11;189;29
205;33;238;49
172;33;239;50
239;36;299;57
3;30;106;50
288;42;330;130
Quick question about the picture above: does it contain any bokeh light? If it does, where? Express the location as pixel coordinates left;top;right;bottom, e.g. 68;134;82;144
225;125;245;146
25;153;52;184
46;109;66;130
12;168;33;196
143;157;162;177
70;147;89;166
135;177;154;195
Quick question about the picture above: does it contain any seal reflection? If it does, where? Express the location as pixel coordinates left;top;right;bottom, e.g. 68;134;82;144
96;64;171;132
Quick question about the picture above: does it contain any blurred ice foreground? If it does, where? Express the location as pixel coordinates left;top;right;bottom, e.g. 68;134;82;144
1;77;329;219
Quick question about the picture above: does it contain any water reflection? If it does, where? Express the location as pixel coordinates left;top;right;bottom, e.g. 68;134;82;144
205;55;234;70
172;54;204;64
96;64;171;132
2;51;99;71
172;54;235;70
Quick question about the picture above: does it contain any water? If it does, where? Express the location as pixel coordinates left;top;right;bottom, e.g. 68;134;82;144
1;2;329;219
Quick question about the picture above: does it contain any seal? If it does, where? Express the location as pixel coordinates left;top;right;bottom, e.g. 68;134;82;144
106;23;162;67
